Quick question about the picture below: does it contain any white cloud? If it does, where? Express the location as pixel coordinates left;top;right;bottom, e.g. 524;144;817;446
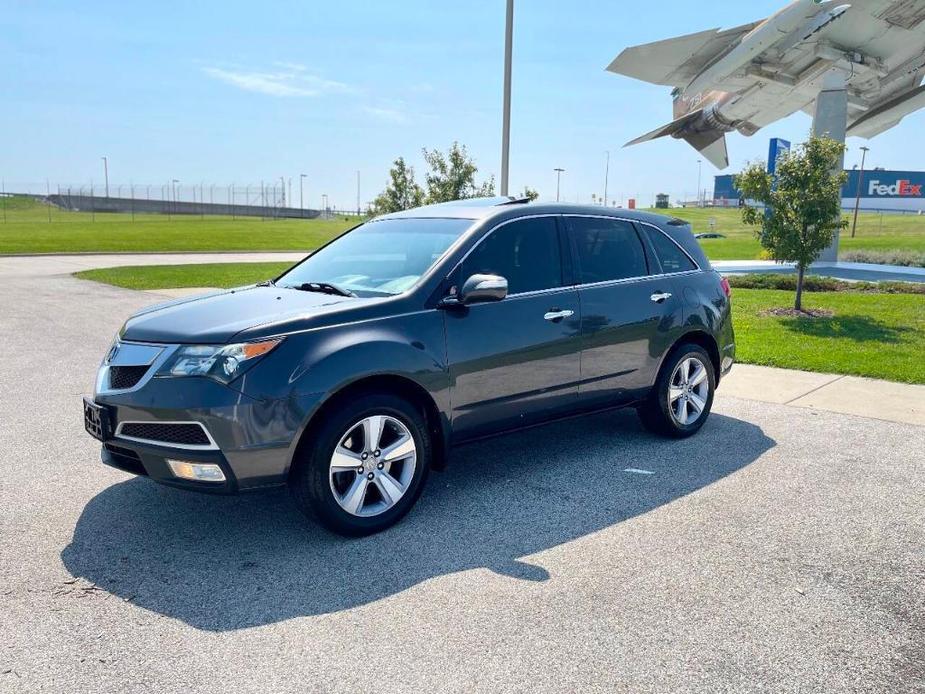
202;65;352;97
363;103;409;124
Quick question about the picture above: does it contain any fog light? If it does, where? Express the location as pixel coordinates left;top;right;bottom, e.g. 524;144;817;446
166;459;226;482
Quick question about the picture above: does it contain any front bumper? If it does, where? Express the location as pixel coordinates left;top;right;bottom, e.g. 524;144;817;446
87;365;324;492
101;438;240;494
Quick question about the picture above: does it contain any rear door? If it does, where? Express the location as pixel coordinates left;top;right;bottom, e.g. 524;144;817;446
445;215;582;438
564;215;682;406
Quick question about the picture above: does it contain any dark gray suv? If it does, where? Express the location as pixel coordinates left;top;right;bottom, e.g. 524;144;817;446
83;198;735;536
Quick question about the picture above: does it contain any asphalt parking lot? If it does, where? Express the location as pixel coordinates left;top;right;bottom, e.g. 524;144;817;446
1;262;923;693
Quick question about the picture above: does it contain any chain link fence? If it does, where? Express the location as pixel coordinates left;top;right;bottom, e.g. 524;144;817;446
0;181;366;223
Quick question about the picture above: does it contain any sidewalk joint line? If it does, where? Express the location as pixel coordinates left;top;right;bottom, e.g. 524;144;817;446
784;375;847;405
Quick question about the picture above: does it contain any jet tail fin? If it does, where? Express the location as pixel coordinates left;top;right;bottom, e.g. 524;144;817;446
682;131;729;169
624;109;729;169
624;109;704;146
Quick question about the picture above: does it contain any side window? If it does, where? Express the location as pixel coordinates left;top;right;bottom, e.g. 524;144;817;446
461;217;563;295
641;226;697;274
566;217;647;284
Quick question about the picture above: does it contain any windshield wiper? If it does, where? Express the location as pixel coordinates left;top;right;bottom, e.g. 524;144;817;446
290;282;357;298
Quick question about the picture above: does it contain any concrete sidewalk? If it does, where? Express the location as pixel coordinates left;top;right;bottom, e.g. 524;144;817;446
721;364;924;426
712;259;925;283
0;251;306;278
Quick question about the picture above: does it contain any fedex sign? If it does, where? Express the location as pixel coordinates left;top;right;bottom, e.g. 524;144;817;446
868;179;923;197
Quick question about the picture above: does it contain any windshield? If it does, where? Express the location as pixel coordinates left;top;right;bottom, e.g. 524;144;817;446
277;218;473;297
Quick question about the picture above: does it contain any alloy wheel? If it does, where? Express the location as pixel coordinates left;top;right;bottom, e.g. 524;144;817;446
328;415;417;517
668;356;710;426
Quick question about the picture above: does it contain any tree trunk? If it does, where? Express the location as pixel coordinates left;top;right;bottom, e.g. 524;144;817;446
795;264;805;311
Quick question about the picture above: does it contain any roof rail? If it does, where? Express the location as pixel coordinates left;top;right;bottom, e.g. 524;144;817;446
495;196;533;206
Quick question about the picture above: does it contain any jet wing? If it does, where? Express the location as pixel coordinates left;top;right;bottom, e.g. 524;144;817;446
606;21;761;87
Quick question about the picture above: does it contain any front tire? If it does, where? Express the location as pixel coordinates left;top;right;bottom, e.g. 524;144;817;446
289;392;431;537
637;344;716;438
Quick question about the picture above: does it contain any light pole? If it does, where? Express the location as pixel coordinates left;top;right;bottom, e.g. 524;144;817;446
171;179;179;216
696;159;702;207
603;150;610;207
101;157;109;198
300;174;307;218
500;0;514;196
851;146;870;239
553;168;565;202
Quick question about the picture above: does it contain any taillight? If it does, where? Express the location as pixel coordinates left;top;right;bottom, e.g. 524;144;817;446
720;276;731;297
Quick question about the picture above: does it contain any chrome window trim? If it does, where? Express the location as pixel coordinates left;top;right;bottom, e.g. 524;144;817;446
114;420;219;451
572;269;701;292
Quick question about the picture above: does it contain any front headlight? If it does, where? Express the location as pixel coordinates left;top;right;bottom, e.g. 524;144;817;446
156;338;283;384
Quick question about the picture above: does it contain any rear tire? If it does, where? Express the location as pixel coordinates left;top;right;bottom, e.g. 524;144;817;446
289;392;431;537
637;344;715;439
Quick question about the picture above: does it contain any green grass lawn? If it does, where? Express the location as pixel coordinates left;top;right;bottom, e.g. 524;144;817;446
75;262;295;290
0;196;359;254
75;261;925;384
658;206;925;260
732;289;925;384
3;196;924;259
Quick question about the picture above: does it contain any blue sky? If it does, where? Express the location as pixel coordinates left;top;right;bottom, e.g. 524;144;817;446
3;0;924;208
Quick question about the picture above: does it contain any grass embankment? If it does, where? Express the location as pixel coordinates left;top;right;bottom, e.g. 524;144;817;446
0;196;358;254
2;196;924;259
659;206;925;260
75;264;925;384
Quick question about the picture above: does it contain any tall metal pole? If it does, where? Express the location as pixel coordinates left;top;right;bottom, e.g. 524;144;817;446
696;159;702;208
851;146;869;239
603;151;610;207
554;168;564;202
102;157;109;197
500;0;514;196
300;174;306;218
172;179;179;219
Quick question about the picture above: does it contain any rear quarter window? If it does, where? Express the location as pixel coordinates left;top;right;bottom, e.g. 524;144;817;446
641;226;697;274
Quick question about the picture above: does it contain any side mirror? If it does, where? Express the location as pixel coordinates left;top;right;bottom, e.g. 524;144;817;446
459;273;508;305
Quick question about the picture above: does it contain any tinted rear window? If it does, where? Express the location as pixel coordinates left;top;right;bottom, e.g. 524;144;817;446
566;217;648;283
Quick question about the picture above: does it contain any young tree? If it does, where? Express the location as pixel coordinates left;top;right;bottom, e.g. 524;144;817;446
422;142;495;203
735;134;847;311
372;157;424;215
521;186;539;201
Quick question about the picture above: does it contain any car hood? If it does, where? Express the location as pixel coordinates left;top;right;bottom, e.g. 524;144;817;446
122;285;368;344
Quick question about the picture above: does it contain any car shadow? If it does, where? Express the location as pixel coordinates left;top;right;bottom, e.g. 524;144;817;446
62;409;774;631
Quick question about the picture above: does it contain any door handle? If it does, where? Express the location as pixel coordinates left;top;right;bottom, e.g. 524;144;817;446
544;309;575;322
650;292;672;304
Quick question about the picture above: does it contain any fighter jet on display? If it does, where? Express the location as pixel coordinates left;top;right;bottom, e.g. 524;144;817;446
607;0;925;168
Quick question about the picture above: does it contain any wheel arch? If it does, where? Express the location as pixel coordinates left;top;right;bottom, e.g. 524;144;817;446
288;373;449;483
662;330;722;384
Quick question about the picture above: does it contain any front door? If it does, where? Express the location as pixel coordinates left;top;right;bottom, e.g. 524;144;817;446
445;216;582;438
